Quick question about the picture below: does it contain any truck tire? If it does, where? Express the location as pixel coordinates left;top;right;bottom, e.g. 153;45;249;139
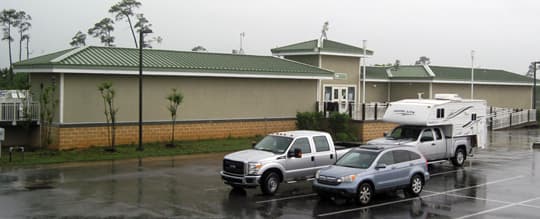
405;174;424;197
451;147;466;167
260;171;280;195
356;182;373;205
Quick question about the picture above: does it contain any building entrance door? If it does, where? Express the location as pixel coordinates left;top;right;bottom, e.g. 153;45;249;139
324;85;355;114
332;87;348;114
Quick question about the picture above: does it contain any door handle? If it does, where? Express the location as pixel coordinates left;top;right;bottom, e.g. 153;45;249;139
311;156;315;162
330;154;333;159
431;143;436;146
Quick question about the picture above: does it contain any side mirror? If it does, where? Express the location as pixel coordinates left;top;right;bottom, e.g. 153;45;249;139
383;131;389;137
251;141;257;148
375;163;387;170
288;148;302;158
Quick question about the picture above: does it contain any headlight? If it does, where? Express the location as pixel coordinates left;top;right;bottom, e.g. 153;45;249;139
247;162;262;175
339;174;357;183
315;170;320;179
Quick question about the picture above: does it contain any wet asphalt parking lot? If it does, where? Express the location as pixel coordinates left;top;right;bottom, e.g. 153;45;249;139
1;128;540;218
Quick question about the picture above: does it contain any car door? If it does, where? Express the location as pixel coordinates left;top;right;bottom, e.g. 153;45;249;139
416;128;437;161
432;128;447;159
285;137;315;180
312;136;335;168
373;150;399;190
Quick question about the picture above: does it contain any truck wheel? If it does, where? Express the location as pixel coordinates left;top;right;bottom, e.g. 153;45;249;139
405;174;424;197
260;172;280;195
451;147;466;167
356;182;373;205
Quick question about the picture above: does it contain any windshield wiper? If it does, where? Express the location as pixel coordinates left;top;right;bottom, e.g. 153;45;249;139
338;164;360;168
255;148;275;153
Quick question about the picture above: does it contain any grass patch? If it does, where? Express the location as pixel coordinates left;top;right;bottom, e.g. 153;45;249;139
0;137;258;167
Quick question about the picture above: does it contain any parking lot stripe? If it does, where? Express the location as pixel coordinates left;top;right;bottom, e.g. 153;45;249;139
317;175;524;217
456;196;540;219
255;193;318;204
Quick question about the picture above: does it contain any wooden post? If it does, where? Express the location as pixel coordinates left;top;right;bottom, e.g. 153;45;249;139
374;103;378;120
362;103;366;121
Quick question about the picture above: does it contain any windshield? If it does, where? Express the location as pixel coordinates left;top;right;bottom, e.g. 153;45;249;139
336;150;379;169
254;135;293;154
388;126;422;140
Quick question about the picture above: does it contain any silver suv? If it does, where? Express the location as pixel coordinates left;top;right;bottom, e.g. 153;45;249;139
312;145;430;205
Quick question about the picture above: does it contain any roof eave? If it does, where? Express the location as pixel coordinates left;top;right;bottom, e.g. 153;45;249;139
14;66;334;80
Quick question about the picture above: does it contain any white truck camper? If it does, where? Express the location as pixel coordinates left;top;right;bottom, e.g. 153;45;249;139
368;94;487;166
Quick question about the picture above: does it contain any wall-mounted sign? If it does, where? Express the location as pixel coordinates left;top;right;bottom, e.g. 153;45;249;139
334;73;348;80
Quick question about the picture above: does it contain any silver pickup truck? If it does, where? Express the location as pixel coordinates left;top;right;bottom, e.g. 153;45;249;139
220;130;354;195
368;125;473;167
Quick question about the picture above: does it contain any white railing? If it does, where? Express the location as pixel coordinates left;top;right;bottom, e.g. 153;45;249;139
318;101;388;121
490;109;537;130
0;102;40;125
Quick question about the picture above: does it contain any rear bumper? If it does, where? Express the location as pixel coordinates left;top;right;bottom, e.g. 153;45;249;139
220;171;261;188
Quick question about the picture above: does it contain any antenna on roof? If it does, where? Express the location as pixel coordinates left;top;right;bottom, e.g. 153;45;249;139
239;32;245;54
318;21;329;48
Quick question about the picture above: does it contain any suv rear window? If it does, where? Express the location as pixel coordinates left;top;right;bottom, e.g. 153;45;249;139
393;150;422;163
393;150;410;163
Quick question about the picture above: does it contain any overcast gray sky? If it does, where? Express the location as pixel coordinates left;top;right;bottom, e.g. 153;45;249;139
2;0;540;74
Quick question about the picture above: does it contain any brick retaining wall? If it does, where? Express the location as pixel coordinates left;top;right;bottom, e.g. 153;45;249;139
51;119;296;150
353;121;398;142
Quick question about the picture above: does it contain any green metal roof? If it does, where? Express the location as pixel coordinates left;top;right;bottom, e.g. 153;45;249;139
365;65;534;84
271;39;374;56
387;66;432;79
366;66;389;80
14;46;334;78
430;66;533;83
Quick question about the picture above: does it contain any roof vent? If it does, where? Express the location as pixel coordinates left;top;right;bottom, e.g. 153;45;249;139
434;93;462;100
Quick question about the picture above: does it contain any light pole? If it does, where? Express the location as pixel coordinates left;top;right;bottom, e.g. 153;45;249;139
138;29;152;151
471;50;475;99
532;61;540;109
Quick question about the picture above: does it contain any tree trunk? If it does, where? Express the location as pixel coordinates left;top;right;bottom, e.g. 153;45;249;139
171;116;176;145
127;15;138;48
7;25;13;80
26;38;29;59
19;32;22;62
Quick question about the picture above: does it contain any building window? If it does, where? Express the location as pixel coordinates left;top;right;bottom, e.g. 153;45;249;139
472;113;477;121
324;87;332;101
348;87;355;102
436;108;445;118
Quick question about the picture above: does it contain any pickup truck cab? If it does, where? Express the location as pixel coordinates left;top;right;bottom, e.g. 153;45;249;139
368;125;472;167
220;130;353;195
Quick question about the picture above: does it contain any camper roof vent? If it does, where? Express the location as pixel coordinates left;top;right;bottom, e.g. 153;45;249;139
434;93;462;100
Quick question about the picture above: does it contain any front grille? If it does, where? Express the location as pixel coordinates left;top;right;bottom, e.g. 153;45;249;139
223;159;244;175
317;175;341;185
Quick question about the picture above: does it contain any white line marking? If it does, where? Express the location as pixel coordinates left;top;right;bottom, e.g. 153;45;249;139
317;175;524;217
255;193;317;204
456;196;540;219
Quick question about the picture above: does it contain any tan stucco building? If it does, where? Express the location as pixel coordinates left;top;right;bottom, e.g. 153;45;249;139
14;46;333;149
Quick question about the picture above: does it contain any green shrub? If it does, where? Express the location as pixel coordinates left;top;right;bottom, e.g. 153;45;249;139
296;111;323;130
327;112;357;142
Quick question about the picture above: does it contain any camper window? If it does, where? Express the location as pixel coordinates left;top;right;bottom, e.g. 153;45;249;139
471;113;477;121
436;108;445;118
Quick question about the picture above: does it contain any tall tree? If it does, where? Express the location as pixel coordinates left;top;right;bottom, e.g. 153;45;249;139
70;31;87;47
415;56;431;65
0;9;18;72
134;13;153;48
15;11;31;62
88;18;115;47
109;0;141;48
